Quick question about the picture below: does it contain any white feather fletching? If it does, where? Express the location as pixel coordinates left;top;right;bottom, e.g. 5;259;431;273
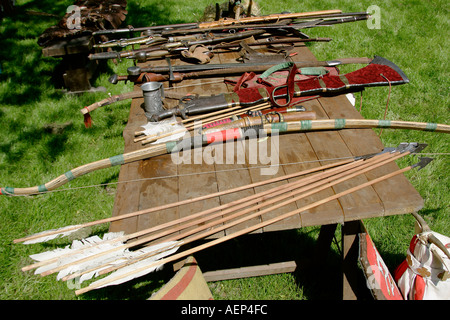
91;241;182;289
56;238;126;281
23;224;83;244
79;257;128;284
139;117;187;144
30;232;124;275
76;243;171;284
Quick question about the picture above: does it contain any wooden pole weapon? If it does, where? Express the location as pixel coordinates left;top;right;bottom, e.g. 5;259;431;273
1;120;448;196
90;10;348;37
91;12;367;52
90;37;332;62
163;13;370;37
197;10;343;29
72;155;432;295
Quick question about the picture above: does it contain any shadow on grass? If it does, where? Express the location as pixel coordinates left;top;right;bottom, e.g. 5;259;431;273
0;1;190;106
0;120;75;166
0;2;69;104
192;229;347;300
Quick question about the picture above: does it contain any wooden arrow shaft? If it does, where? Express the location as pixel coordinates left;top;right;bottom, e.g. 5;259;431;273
15;155;354;245
85;151;406;279
60;155;376;279
31;155;363;275
64;150;405;281
75;155;414;295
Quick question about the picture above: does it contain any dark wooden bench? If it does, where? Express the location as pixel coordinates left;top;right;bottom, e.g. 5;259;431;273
42;35;106;93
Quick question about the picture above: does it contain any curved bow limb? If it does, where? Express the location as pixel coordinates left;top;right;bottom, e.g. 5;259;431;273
0;144;168;196
265;119;450;134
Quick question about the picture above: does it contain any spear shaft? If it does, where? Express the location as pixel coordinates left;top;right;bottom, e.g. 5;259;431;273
108;57;372;86
89;37;332;61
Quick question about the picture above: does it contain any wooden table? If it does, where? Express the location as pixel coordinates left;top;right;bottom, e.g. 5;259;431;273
109;42;423;299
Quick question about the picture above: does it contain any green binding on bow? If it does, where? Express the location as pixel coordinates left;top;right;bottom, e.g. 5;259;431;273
1;119;449;196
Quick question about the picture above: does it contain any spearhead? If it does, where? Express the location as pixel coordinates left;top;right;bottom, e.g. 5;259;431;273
396;142;428;154
412;157;433;170
355;142;428;160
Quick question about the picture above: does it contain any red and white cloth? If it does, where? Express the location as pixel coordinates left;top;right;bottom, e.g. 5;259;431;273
394;231;450;300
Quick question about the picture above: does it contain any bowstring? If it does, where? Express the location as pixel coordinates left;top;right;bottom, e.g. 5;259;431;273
6;156;355;196
5;153;449;197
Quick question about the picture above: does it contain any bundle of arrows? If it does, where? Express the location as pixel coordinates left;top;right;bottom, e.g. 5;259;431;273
14;142;432;295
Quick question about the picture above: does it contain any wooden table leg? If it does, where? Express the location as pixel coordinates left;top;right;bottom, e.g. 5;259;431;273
315;224;338;259
342;220;364;300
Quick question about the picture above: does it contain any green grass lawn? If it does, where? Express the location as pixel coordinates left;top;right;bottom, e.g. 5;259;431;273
0;0;448;300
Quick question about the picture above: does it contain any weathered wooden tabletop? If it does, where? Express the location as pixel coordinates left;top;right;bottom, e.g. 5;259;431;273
109;42;423;239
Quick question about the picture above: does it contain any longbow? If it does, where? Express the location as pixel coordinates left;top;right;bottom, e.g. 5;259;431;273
1;118;449;196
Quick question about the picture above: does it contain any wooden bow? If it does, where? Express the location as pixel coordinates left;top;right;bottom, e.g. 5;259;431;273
1;119;448;196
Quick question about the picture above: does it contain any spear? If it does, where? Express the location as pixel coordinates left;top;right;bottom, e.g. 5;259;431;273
91;11;367;37
198;9;343;29
89;37;332;61
108;57;372;85
90;9;345;37
94;28;266;55
162;12;370;36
